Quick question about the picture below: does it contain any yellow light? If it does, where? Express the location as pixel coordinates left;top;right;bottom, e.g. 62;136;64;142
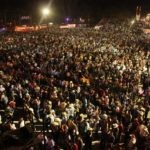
42;8;50;16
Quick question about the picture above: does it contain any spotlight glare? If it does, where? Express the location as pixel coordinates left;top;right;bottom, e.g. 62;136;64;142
42;8;50;16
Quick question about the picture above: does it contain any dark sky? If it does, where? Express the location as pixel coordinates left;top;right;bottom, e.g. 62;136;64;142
0;0;149;20
0;0;149;10
0;0;148;6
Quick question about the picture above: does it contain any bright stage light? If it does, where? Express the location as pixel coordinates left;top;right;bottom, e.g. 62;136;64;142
42;8;50;16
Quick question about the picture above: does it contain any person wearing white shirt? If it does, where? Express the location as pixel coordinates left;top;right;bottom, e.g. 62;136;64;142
19;117;25;128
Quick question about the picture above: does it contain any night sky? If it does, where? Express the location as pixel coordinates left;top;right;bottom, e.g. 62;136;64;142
0;0;149;11
0;0;149;7
0;0;149;22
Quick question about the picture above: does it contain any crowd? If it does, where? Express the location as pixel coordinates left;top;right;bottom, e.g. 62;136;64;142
0;19;150;150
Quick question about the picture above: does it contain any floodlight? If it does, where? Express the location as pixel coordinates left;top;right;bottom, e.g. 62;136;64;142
42;8;50;16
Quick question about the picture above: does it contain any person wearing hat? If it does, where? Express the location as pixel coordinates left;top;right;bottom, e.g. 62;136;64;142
78;114;87;140
66;103;75;118
84;127;93;150
54;118;62;126
127;134;137;150
52;121;59;127
62;111;68;123
32;96;41;119
112;123;119;143
59;101;67;112
76;135;84;150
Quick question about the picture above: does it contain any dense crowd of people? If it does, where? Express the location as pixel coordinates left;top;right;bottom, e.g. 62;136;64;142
0;19;150;150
